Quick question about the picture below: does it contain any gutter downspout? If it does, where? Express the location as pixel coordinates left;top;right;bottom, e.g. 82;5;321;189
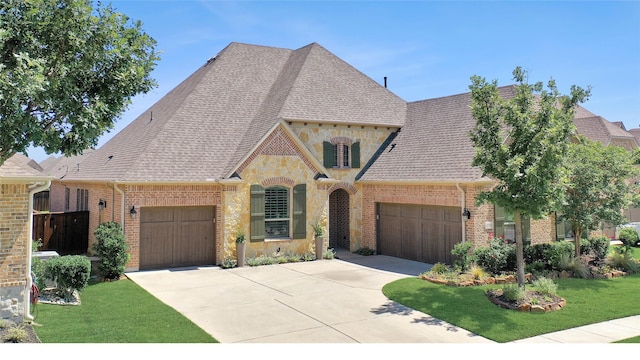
456;183;467;244
25;180;51;322
114;183;125;233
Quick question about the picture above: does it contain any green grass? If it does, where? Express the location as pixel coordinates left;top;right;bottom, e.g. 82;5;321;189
32;279;218;343
615;336;640;343
383;272;640;343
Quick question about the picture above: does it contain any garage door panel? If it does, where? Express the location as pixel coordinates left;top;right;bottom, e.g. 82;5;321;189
140;222;174;269
140;206;215;270
378;203;461;265
175;221;214;266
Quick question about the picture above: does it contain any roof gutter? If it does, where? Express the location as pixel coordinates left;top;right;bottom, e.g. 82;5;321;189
25;180;51;322
114;183;125;233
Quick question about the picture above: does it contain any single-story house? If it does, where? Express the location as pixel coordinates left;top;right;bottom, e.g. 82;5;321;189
0;155;52;322
41;42;639;270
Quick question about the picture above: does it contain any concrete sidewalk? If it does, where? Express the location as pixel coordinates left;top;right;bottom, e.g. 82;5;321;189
511;315;640;343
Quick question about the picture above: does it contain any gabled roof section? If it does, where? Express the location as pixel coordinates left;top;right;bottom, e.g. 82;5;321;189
10;153;43;172
358;86;516;183
573;116;638;147
64;42;293;182
41;149;95;179
0;154;50;182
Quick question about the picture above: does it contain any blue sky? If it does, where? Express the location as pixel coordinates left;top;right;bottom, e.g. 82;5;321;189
27;0;640;162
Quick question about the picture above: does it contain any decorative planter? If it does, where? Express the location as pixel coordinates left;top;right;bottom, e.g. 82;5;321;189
315;236;324;260
237;242;246;267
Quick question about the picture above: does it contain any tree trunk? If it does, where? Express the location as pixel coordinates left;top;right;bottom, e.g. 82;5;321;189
516;212;525;288
574;228;583;258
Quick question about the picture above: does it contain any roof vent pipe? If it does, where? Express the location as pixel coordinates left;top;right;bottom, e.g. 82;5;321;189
384;76;387;88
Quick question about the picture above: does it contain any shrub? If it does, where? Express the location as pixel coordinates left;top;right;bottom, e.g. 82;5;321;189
469;264;488;280
587;236;610;261
531;277;558;296
354;247;375;256
221;258;237;269
524;261;547;276
451;241;473;272
324;248;336;259
502;283;525;302
93;222;130;280
547;241;574;269
472;238;516;275
606;251;639;273
566;256;590;278
524;243;552;267
31;257;47;291
430;262;449;274
618;227;639;247
301;252;315;261
4;326;28;343
44;255;91;301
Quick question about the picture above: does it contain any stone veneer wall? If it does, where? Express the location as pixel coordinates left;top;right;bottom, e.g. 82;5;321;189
124;184;222;270
0;184;30;322
290;122;397;251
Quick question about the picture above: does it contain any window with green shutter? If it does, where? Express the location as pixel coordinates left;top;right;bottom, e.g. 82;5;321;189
324;140;360;169
495;205;530;244
265;186;289;238
351;142;360;168
323;141;336;168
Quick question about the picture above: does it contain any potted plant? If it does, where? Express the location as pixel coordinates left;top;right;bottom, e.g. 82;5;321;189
236;229;246;267
312;220;325;260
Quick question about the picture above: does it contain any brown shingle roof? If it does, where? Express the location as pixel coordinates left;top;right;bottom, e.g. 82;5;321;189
64;42;405;182
359;86;517;182
0;154;46;179
573;116;638;146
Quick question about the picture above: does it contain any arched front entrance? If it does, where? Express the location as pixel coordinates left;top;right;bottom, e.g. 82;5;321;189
329;189;350;250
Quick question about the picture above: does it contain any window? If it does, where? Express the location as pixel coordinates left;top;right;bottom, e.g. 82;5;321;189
65;188;70;211
251;184;306;241
265;186;290;238
76;189;88;211
555;212;574;240
495;205;530;244
323;141;360;169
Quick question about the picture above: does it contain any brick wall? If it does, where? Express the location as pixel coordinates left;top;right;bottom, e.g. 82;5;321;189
0;184;30;321
125;184;222;269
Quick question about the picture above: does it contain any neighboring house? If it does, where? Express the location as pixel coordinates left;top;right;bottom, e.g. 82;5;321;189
47;41;639;271
0;154;52;322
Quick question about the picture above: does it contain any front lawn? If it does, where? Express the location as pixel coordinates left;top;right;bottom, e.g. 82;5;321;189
382;272;640;343
33;279;218;343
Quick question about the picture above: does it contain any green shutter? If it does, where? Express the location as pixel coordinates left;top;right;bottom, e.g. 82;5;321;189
250;184;265;242
494;205;504;239
351;142;360;168
323;141;335;168
292;184;306;239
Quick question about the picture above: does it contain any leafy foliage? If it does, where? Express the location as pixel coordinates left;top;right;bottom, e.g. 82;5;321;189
531;277;558;296
93;222;130;280
472;238;516;275
618;227;639;247
559;136;640;256
468;66;590;286
44;255;91;301
0;0;159;164
451;241;473;272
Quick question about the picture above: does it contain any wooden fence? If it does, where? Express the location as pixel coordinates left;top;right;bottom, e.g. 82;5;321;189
33;211;89;255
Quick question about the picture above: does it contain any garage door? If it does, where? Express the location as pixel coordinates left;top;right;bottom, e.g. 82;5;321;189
140;206;216;270
377;203;461;265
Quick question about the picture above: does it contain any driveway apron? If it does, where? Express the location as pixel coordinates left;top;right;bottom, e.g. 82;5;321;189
125;251;494;343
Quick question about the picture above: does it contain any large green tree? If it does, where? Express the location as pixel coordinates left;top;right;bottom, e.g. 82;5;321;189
0;0;159;165
469;67;590;287
559;136;640;256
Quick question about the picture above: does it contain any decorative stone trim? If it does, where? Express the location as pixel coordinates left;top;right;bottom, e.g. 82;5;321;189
262;177;295;188
330;136;353;146
328;182;357;195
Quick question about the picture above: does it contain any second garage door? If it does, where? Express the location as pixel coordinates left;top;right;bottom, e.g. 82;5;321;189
140;206;216;270
377;203;461;265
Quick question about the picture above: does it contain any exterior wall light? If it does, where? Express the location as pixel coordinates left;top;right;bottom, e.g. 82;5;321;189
130;206;138;219
98;199;107;210
462;208;471;221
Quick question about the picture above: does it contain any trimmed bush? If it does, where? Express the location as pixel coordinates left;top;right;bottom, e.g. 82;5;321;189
531;277;558;296
472;238;516;275
93;222;130;280
451;241;473;272
618;227;639;247
44;255;91;301
31;256;47;291
587;236;610;261
547;241;574;269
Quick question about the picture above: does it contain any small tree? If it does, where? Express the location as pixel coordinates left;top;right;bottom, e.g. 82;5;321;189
469;66;590;287
559;136;640;256
0;0;159;165
93;222;130;280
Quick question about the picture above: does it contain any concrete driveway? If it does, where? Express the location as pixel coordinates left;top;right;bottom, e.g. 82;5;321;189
126;250;494;343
